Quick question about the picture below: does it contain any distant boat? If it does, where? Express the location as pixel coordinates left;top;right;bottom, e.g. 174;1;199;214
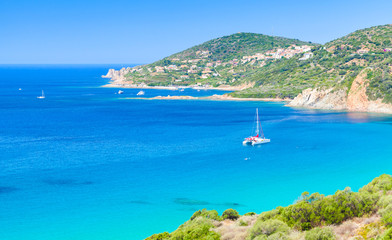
37;90;45;99
137;90;145;96
243;108;270;146
18;88;22;91
179;88;185;92
118;90;124;94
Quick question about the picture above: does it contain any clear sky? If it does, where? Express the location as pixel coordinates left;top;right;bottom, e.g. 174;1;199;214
1;0;391;64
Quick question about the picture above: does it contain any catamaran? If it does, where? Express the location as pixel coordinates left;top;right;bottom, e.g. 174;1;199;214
37;90;45;99
243;108;270;146
137;90;145;96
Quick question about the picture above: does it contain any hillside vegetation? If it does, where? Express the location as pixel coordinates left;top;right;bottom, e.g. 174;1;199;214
111;24;392;104
119;33;315;87
232;24;392;101
146;174;392;240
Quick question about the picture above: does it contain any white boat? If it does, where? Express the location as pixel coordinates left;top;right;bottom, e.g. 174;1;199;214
37;90;45;99
137;90;145;96
118;90;124;94
243;108;270;146
18;88;22;91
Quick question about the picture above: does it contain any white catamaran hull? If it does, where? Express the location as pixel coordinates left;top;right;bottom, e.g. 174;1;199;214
251;139;270;145
243;138;270;146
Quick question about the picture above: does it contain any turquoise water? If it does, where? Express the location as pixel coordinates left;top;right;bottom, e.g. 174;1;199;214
1;65;392;240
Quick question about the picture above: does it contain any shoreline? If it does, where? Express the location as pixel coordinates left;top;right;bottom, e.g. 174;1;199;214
123;94;289;102
102;79;392;114
101;82;250;91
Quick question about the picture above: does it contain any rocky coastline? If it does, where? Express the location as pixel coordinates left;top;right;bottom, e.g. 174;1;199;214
103;68;392;114
288;71;392;114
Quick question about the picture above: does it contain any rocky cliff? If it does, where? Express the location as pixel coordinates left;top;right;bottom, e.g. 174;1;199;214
288;71;392;113
287;88;347;110
102;68;132;81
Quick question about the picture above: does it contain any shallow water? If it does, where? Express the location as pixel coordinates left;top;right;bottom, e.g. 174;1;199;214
1;65;392;239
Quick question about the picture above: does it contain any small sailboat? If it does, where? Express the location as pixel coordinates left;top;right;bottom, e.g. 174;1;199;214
118;90;124;94
243;108;270;146
37;90;45;99
137;90;145;96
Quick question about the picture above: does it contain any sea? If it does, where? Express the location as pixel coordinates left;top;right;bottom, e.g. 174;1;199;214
1;64;392;240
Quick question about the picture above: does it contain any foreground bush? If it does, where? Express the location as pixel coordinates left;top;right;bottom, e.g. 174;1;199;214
145;232;170;240
380;205;392;226
170;217;220;240
222;209;240;220
191;209;221;221
146;174;392;239
360;174;392;194
248;219;290;239
305;227;336;240
255;186;380;230
146;232;170;240
382;228;392;240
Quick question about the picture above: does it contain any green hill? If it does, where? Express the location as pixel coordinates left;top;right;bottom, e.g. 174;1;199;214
110;24;392;107
121;33;316;87
232;24;392;101
164;32;314;62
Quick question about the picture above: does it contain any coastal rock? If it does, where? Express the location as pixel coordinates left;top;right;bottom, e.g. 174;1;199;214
346;71;392;113
347;71;369;112
102;68;132;81
288;71;392;113
288;88;347;110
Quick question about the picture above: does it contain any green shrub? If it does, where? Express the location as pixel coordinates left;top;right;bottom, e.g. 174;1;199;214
239;220;249;226
360;174;392;194
170;217;220;240
253;236;267;240
378;195;392;209
222;209;240;220
267;232;288;240
248;219;290;239
380;205;392;226
145;232;170;240
279;187;378;230
191;209;221;221
305;227;336;240
245;212;256;216
382;228;392;240
257;209;280;222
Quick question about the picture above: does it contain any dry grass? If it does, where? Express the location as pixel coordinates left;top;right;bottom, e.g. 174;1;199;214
213;214;385;240
213;215;258;240
332;214;381;240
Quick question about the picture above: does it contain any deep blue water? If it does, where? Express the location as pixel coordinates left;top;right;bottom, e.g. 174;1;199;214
1;65;392;240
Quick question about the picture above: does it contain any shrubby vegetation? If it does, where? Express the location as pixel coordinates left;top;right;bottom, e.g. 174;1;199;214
124;24;392;104
146;216;220;240
247;219;290;239
146;174;392;240
304;227;335;240
190;209;221;221
221;209;240;220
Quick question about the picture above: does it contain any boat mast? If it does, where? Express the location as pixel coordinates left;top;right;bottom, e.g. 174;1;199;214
256;108;259;136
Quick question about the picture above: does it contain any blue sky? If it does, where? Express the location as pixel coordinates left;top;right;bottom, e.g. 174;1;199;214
1;0;391;64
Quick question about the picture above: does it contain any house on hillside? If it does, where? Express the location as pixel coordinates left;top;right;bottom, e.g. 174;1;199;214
299;52;314;60
155;66;165;73
357;48;369;54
